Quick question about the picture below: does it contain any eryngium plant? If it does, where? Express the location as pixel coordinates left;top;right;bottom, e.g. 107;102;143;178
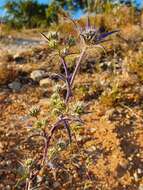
80;16;118;45
22;15;118;190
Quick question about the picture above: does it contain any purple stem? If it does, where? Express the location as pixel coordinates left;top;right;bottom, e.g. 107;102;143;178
65;79;72;103
45;117;72;149
70;46;86;87
61;56;72;103
86;15;91;30
61;118;72;143
42;132;49;165
42;119;63;163
61;56;68;79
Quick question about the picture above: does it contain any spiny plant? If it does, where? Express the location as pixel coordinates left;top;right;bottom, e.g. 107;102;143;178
16;15;118;190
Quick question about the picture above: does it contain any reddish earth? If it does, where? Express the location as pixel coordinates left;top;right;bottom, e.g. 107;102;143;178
0;12;143;190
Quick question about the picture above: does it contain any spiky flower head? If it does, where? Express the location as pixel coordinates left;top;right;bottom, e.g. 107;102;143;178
29;107;40;117
80;16;119;45
73;101;85;115
35;119;48;129
40;31;60;48
24;159;33;167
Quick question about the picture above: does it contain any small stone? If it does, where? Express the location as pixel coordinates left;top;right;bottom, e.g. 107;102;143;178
6;160;12;165
39;78;52;88
128;156;132;161
30;70;47;81
47;161;55;169
22;41;28;45
8;81;22;91
137;168;142;174
37;175;42;183
136;153;140;157
133;172;138;181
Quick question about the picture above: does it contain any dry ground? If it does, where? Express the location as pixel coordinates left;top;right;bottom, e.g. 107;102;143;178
0;7;143;190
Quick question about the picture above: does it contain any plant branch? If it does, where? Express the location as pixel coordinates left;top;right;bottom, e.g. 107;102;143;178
70;46;87;87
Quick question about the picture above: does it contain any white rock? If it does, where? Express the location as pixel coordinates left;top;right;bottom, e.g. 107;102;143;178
8;81;22;91
30;70;47;81
39;78;52;87
133;172;138;181
37;175;42;183
137;168;142;174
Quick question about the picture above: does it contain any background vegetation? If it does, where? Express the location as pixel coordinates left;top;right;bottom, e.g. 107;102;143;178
1;0;142;29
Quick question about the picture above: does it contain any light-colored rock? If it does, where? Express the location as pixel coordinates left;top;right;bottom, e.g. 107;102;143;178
8;81;22;91
30;70;47;81
133;172;138;182
39;78;52;87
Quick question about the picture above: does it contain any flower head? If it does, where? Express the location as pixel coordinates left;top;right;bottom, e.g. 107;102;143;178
80;16;119;45
40;31;60;48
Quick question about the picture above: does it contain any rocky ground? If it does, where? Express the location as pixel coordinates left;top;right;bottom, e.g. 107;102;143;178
0;14;143;190
0;34;46;54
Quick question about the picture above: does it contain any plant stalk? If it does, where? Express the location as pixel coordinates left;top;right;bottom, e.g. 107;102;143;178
70;46;86;87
